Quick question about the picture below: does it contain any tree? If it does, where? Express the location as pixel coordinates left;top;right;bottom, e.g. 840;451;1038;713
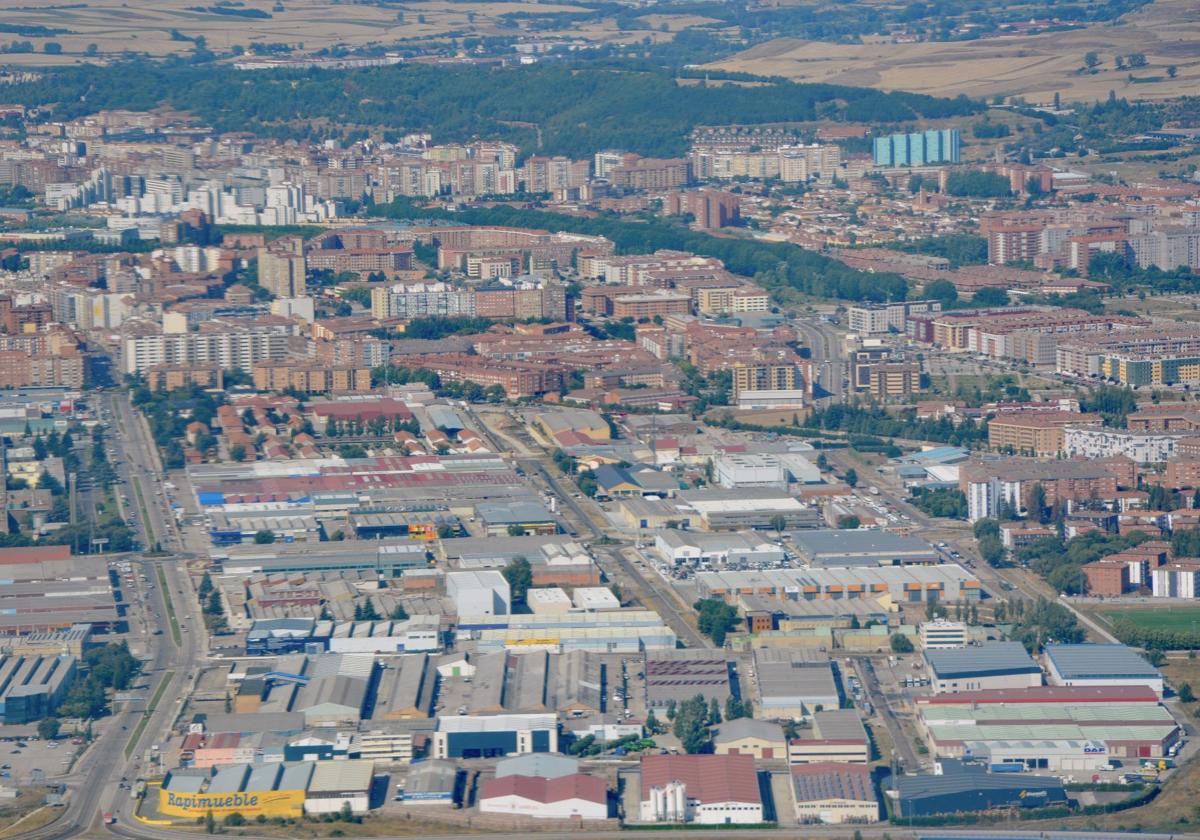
924;278;958;307
769;514;787;533
506;524;526;537
253;529;276;544
844;468;858;488
978;534;1006;567
890;633;914;653
646;709;660;734
390;604;409;621
229;444;247;462
1180;682;1195;703
837;515;861;529
708;697;722;725
205;810;216;834
972;287;1009;307
1030;484;1048;524
1127;53;1147;68
502;556;532;605
38;717;61;740
1168;65;1178;79
1084;51;1101;71
694;598;739;646
672;695;712;754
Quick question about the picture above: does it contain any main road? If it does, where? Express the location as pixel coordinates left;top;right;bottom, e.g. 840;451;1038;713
23;391;205;840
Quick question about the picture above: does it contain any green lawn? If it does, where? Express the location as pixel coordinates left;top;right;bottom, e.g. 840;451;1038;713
1099;607;1200;633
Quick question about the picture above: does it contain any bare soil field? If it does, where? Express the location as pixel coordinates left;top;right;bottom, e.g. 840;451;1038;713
710;0;1200;104
0;0;616;64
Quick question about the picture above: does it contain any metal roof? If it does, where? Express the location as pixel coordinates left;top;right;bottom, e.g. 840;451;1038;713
308;759;375;793
1045;643;1161;680
926;642;1039;679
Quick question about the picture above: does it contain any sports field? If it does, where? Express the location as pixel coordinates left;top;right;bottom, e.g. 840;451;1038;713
1099;606;1200;633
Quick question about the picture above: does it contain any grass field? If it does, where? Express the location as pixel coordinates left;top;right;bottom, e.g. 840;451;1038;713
711;0;1200;104
1100;606;1200;634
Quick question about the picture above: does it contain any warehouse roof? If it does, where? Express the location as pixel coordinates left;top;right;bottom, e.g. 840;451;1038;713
308;759;375;793
792;529;936;559
916;685;1159;705
640;754;760;806
436;713;557;733
1044;644;1161;680
714;718;785;745
481;773;607;806
791;762;875;804
495;754;579;780
813;709;869;742
926;642;1040;680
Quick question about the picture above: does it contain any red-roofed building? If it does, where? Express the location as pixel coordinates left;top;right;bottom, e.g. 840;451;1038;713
479;773;608;820
790;763;878;824
0;544;70;564
638;754;762;824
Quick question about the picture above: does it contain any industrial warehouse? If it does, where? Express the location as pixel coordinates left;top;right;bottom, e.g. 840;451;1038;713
916;685;1180;770
157;760;376;819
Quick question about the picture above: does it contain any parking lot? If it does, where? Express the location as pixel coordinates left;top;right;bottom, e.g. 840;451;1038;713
0;733;84;785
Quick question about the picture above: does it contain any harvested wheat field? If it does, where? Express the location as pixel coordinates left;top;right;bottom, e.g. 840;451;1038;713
711;0;1200;104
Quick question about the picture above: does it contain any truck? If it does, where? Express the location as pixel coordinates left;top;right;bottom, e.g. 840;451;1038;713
867;486;880;496
103;811;116;825
990;763;1024;773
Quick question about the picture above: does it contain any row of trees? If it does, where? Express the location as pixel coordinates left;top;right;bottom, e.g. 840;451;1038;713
381;200;910;304
2;60;978;160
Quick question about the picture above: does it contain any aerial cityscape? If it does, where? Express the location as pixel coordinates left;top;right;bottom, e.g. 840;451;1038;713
0;1;1197;838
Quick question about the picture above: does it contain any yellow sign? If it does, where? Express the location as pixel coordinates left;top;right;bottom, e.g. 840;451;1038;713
158;788;305;819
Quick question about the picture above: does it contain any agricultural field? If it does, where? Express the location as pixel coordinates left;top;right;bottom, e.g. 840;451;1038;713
710;0;1200;104
0;0;651;65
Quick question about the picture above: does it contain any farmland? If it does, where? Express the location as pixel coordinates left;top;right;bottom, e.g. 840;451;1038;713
710;0;1200;104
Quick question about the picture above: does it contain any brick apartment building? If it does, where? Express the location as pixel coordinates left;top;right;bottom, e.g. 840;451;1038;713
988;412;1102;457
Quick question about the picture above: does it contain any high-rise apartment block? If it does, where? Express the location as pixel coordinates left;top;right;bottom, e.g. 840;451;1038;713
872;129;961;167
257;236;306;298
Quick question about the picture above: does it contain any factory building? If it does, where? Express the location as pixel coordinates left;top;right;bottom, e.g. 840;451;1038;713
791;530;940;567
0;654;76;724
790;763;879;825
695;565;980;604
753;649;839;721
916;686;1179;767
888;759;1067;818
447;570;511;616
1044;644;1164;696
638;754;763;825
925;642;1042;693
432;713;559;759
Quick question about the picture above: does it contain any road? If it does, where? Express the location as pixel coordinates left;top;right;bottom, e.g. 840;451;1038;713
793;316;847;402
460;404;707;648
25;391;206;840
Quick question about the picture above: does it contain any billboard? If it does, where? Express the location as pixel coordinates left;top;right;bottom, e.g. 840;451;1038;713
159;788;305;819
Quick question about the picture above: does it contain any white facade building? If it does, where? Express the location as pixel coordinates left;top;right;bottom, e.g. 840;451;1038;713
1063;427;1179;463
920;619;968;649
446;570;511;616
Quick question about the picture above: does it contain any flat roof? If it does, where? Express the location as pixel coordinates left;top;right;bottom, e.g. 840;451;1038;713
926;642;1040;680
308;759;375;793
793;529;936;559
1045;644;1161;680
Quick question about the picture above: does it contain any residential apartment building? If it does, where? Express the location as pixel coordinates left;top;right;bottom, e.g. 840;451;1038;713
866;363;920;399
258;237;306;298
122;330;291;375
847;300;942;335
988;413;1102;457
960;459;1120;522
1063;427;1180;463
732;362;803;397
252;362;373;394
371;283;475;320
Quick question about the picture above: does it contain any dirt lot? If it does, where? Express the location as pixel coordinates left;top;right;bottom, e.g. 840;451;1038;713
711;0;1200;104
